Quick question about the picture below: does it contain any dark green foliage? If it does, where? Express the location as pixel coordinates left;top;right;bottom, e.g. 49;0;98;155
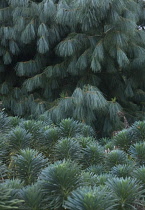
4;179;24;199
11;149;48;185
0;111;11;134
64;186;116;210
0;161;9;182
79;124;95;137
129;142;145;165
105;150;128;169
4;179;24;191
1;0;145;137
129;121;145;142
19;120;44;140
107;177;145;209
18;120;49;149
0;136;11;163
80;172;98;187
45;0;145;136
95;174;114;186
76;136;96;148
110;164;135;178
39;160;81;209
8;127;32;152
8;116;22;128
0;183;23;209
81;142;104;168
86;164;105;175
112;121;145;153
113;129;133;151
37;127;60;156
58;118;83;138
2;114;145;209
18;184;43;210
133;166;145;187
104;141;115;151
53;138;82;161
99;138;112;146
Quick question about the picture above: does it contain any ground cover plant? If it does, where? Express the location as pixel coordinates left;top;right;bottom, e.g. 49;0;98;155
1;112;145;209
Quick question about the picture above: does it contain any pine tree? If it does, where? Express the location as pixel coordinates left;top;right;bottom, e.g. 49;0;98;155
1;0;145;136
0;0;68;116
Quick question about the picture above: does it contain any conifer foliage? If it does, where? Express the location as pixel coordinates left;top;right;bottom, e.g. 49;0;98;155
1;0;145;135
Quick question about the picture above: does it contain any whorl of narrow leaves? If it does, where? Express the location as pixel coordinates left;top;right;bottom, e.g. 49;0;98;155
53;138;82;161
106;177;145;209
113;129;133;151
0;161;9;182
64;186;116;210
129;121;145;141
4;179;24;191
39;160;81;209
58;118;82;138
105;150;128;169
39;127;59;147
11;148;48;185
94;174;114;186
111;164;135;178
0;183;23;209
129;142;145;165
8;127;32;151
81;142;104;168
76;136;96;148
133;166;145;186
86;164;105;175
18;184;43;210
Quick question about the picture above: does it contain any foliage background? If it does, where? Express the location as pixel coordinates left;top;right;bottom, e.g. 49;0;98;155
1;0;145;136
1;1;145;209
1;113;145;209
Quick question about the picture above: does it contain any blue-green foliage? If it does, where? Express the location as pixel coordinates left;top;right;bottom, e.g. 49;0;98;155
1;113;145;209
1;0;145;137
